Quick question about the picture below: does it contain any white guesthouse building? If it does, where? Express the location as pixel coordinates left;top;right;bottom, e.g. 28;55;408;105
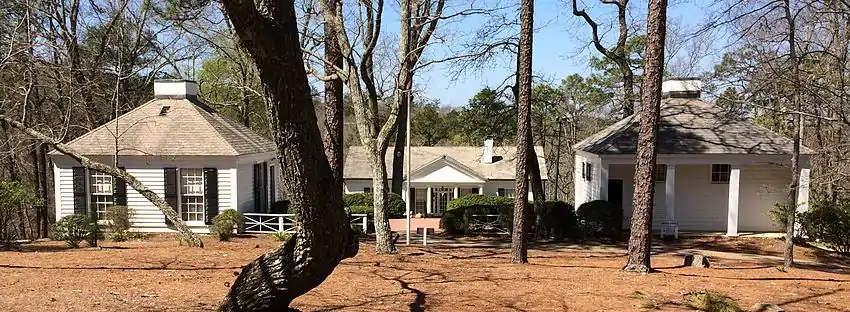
49;80;281;233
573;78;814;236
343;142;548;215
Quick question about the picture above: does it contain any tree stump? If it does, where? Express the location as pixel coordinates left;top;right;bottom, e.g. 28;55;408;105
683;254;710;268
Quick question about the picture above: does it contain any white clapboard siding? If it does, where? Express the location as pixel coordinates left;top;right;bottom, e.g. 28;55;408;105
55;166;75;221
126;168;167;228
236;162;255;213
738;164;789;232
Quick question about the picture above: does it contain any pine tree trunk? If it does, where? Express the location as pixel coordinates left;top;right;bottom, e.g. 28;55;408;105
218;0;359;309
623;0;667;274
782;0;801;270
510;0;534;264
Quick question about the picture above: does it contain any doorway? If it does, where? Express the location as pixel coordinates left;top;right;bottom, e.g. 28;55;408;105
607;179;625;230
431;187;454;215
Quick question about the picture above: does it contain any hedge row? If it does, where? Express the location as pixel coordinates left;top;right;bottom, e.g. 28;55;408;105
440;195;621;239
342;192;406;217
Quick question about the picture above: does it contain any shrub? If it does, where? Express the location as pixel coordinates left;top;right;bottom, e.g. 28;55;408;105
53;214;97;248
108;231;148;242
272;231;291;242
539;201;577;239
768;202;795;231
105;206;133;232
685;291;742;312
799;199;850;255
342;192;405;217
442;194;514;234
576;200;619;237
210;209;244;241
0;181;42;247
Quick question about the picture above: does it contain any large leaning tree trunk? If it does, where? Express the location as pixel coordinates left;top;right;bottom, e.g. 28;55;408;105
218;0;358;310
0;115;204;247
623;0;667;274
510;0;534;264
782;0;802;270
572;0;635;117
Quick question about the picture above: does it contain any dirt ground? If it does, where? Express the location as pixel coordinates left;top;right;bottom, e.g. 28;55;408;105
1;235;848;312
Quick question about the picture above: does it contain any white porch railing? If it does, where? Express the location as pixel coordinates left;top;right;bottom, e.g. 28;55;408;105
243;213;369;234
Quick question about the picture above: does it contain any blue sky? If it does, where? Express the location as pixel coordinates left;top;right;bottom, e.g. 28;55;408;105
404;1;712;107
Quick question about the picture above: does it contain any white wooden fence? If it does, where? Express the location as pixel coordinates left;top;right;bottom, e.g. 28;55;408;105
243;213;369;234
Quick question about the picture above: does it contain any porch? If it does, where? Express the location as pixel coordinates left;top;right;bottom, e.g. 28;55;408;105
402;184;485;216
576;153;812;236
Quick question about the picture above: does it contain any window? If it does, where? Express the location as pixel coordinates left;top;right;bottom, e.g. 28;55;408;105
459;188;479;197
582;162;593;181
504;188;516;198
413;189;427;214
711;164;732;184
180;168;205;222
654;164;667;183
90;171;113;219
364;187;372;193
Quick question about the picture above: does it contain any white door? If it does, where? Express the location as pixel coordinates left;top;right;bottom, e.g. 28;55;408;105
431;187;454;215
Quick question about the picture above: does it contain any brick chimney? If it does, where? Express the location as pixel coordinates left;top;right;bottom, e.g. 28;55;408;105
482;138;494;164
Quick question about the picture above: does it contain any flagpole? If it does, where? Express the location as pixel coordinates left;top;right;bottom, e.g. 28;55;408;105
405;92;412;245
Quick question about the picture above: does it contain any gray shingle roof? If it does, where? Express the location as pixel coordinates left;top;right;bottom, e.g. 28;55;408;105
50;98;274;156
343;146;548;180
574;98;816;155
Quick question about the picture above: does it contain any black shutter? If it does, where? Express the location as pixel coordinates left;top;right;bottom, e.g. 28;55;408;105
113;167;127;206
497;188;505;197
72;167;87;215
262;162;269;212
204;168;219;225
163;168;178;225
409;188;416;213
269;165;276;204
252;163;261;213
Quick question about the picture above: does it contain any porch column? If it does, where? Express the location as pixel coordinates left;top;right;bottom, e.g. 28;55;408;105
727;165;741;236
478;185;484;195
665;165;676;222
426;186;432;214
599;162;610;201
797;167;811;213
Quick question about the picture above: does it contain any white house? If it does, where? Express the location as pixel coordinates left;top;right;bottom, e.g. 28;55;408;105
573;78;814;236
343;142;547;215
49;80;280;233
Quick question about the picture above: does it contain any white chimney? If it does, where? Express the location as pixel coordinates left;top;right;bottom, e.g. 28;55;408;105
661;77;701;99
154;79;199;100
482;138;494;164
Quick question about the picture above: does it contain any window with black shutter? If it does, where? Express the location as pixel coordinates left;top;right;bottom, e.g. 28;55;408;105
113;167;127;207
72;167;88;215
163;168;178;225
203;168;219;224
497;188;505;197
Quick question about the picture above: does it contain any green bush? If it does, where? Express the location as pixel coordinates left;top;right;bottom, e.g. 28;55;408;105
539;201;577;239
108;231;148;242
0;181;42;246
210;209;244;241
576;200;619;237
342;192;405;217
105;206;133;232
53;214;97;248
799;199;850;255
768;202;796;231
441;194;514;234
272;231;291;242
